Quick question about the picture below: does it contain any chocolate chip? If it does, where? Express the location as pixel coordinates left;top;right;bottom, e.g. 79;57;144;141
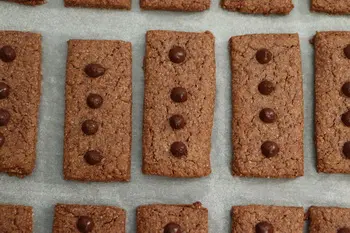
164;222;182;233
169;46;186;63
343;142;350;159
255;221;274;233
169;114;186;130
0;45;16;62
342;82;350;97
338;228;350;233
76;216;94;233
342;110;350;127
87;93;103;109
344;45;350;59
259;108;276;123
0;109;10;126
170;141;187;157
256;49;272;64
84;64;105;78
261;141;279;158
258;80;275;95
81;120;98;135
84;150;102;165
171;87;187;103
0;82;10;99
0;132;5;147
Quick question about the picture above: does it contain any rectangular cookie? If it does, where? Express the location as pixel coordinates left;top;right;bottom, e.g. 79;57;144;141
64;0;131;10
311;0;350;14
221;0;294;14
53;204;126;233
232;205;304;233
64;39;132;182
142;30;216;178
4;0;45;5
137;202;208;233
0;31;42;177
314;31;350;174
140;0;209;11
0;204;33;233
230;33;304;178
309;206;350;233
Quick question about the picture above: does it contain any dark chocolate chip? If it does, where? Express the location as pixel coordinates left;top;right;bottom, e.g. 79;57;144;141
342;110;350;127
169;114;186;130
338;228;350;233
170;141;187;157
87;93;103;109
258;80;275;95
0;45;16;62
0;132;5;147
256;48;272;64
169;46;186;63
84;64;105;78
0;109;10;126
261;141;279;158
259;108;276;123
342;82;350;97
170;87;187;103
343;142;350;159
0;82;10;99
255;221;274;233
76;216;94;233
81;120;98;135
344;45;350;59
84;150;102;165
164;222;182;233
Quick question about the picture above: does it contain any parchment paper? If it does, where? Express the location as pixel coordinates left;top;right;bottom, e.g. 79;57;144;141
0;0;349;232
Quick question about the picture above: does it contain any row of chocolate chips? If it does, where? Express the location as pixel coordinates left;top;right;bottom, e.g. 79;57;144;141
0;46;15;147
256;48;279;158
341;46;350;161
81;64;105;168
168;46;188;158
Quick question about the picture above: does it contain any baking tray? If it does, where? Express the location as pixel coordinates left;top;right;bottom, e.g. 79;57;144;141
1;0;350;232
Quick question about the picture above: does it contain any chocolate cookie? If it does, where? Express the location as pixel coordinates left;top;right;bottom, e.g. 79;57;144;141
142;30;215;178
140;0;210;11
65;0;130;9
311;0;350;14
309;206;350;233
222;0;294;14
64;39;132;182
230;33;304;178
0;204;33;233
0;31;42;177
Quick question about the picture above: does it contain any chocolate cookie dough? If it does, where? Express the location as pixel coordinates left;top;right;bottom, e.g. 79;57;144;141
230;33;304;178
0;204;33;233
0;31;42;177
222;0;294;14
311;0;350;14
137;202;208;233
53;204;125;233
65;0;131;9
314;31;350;174
64;39;132;182
232;205;304;233
142;30;216;178
309;206;350;233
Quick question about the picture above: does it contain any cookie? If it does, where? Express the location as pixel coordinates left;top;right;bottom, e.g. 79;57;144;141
314;31;350;174
0;204;33;233
137;202;208;233
140;0;209;11
4;0;45;6
142;30;216;178
53;204;126;233
309;206;350;233
311;0;350;14
222;0;294;14
65;0;131;10
231;205;304;233
230;33;304;178
0;31;42;177
64;39;132;182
